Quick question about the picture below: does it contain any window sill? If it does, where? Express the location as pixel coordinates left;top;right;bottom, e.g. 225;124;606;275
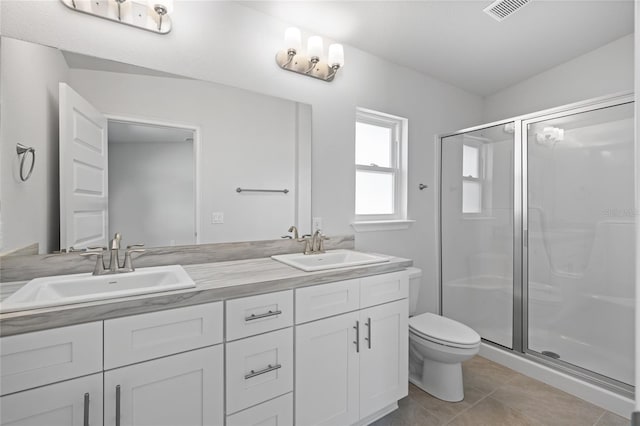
350;220;416;232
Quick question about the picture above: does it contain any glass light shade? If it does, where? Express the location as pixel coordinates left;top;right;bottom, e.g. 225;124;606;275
148;0;173;14
284;27;302;51
307;36;323;59
328;44;344;67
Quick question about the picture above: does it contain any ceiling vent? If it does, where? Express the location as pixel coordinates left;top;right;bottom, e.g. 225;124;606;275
483;0;531;22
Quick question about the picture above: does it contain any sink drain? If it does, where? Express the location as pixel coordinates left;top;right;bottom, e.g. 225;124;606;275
541;351;560;359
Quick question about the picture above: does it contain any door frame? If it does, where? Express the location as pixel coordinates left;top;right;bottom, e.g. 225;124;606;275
104;113;201;245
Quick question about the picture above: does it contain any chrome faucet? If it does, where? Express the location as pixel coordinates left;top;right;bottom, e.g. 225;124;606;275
80;233;145;275
298;230;329;255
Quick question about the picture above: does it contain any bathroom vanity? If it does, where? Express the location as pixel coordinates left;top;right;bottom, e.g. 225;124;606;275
0;254;411;426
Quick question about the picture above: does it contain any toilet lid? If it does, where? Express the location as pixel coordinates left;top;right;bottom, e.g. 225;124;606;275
409;313;480;347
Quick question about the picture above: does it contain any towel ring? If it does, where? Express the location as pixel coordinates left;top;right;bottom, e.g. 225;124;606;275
16;143;35;182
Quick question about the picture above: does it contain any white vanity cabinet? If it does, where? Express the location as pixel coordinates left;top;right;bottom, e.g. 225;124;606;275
0;268;409;426
295;271;409;426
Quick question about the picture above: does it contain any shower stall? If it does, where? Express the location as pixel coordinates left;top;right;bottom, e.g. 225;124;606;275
438;93;635;397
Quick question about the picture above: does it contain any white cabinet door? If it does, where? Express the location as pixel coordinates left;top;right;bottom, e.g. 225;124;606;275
104;345;223;426
295;311;360;426
0;374;103;426
359;299;408;419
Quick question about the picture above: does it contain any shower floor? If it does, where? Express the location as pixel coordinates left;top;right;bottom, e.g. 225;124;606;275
371;356;628;426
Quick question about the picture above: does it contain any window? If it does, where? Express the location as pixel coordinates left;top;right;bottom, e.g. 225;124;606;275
462;143;482;214
354;108;408;224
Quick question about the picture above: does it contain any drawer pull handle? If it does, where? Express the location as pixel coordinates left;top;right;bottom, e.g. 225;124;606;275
83;393;90;426
365;317;372;349
353;321;360;353
244;363;282;379
115;385;121;426
245;309;283;321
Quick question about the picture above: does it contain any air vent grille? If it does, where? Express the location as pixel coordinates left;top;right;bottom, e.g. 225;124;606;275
483;0;530;22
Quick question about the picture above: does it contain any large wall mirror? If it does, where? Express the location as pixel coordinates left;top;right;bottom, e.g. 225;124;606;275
1;36;312;254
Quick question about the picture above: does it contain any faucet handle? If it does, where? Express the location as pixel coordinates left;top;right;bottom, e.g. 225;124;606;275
80;248;107;275
123;244;145;272
318;233;330;253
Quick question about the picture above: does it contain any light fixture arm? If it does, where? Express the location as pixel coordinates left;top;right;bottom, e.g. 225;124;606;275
304;57;320;74
154;4;167;31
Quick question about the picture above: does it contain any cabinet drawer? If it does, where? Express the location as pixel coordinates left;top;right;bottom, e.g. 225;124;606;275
0;373;103;426
226;290;293;341
104;302;223;369
360;271;408;308
0;322;102;395
295;279;360;323
226;392;293;426
226;328;293;414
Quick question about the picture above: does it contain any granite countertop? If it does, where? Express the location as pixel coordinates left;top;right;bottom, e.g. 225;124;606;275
0;255;412;337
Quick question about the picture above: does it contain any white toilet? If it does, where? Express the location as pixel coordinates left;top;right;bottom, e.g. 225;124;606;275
407;268;481;402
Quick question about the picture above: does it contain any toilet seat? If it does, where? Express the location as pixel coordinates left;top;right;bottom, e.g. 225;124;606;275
409;313;480;349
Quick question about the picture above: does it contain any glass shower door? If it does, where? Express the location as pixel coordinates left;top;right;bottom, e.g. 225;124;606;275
441;123;516;348
525;102;635;386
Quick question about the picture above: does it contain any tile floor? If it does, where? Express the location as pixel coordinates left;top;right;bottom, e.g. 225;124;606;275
372;356;629;426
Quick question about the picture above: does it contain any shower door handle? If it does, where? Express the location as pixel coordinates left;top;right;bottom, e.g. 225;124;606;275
523;229;528;248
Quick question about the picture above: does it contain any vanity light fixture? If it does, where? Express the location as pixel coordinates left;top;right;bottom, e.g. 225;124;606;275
60;0;173;34
276;27;345;82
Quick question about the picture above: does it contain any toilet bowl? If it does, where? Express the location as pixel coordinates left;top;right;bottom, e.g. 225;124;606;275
408;268;481;402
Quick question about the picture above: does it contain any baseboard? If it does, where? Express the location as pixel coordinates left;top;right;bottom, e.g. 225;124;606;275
479;343;634;419
356;403;398;426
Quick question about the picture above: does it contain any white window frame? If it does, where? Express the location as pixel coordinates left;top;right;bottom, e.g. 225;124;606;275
353;107;409;226
461;135;493;217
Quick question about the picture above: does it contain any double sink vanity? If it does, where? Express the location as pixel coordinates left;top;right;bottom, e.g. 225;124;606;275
0;239;412;426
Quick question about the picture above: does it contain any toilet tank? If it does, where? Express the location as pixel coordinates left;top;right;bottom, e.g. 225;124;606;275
407;267;423;316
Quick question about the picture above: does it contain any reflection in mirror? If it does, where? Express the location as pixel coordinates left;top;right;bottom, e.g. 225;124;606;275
0;36;312;254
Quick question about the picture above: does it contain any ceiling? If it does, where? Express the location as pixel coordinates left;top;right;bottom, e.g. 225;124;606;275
240;0;634;96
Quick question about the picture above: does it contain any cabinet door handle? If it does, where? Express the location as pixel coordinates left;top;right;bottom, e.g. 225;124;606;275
353;321;360;353
244;363;282;379
365;317;372;349
245;309;282;321
115;385;121;426
83;393;90;426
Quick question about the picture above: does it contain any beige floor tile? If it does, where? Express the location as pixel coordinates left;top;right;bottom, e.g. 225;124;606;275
370;396;442;426
594;411;630;426
462;355;523;394
491;374;605;426
407;382;486;425
446;397;542;426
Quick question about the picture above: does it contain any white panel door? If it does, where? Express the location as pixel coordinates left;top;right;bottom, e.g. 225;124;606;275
295;311;360;426
359;299;408;419
59;82;108;251
104;345;224;426
0;374;103;426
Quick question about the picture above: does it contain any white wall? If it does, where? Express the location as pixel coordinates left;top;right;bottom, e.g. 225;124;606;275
69;68;299;244
109;140;194;247
484;34;634;122
0;1;484;314
0;37;69;253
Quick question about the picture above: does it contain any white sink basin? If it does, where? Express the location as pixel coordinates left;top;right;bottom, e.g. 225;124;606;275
0;265;195;313
271;249;389;272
